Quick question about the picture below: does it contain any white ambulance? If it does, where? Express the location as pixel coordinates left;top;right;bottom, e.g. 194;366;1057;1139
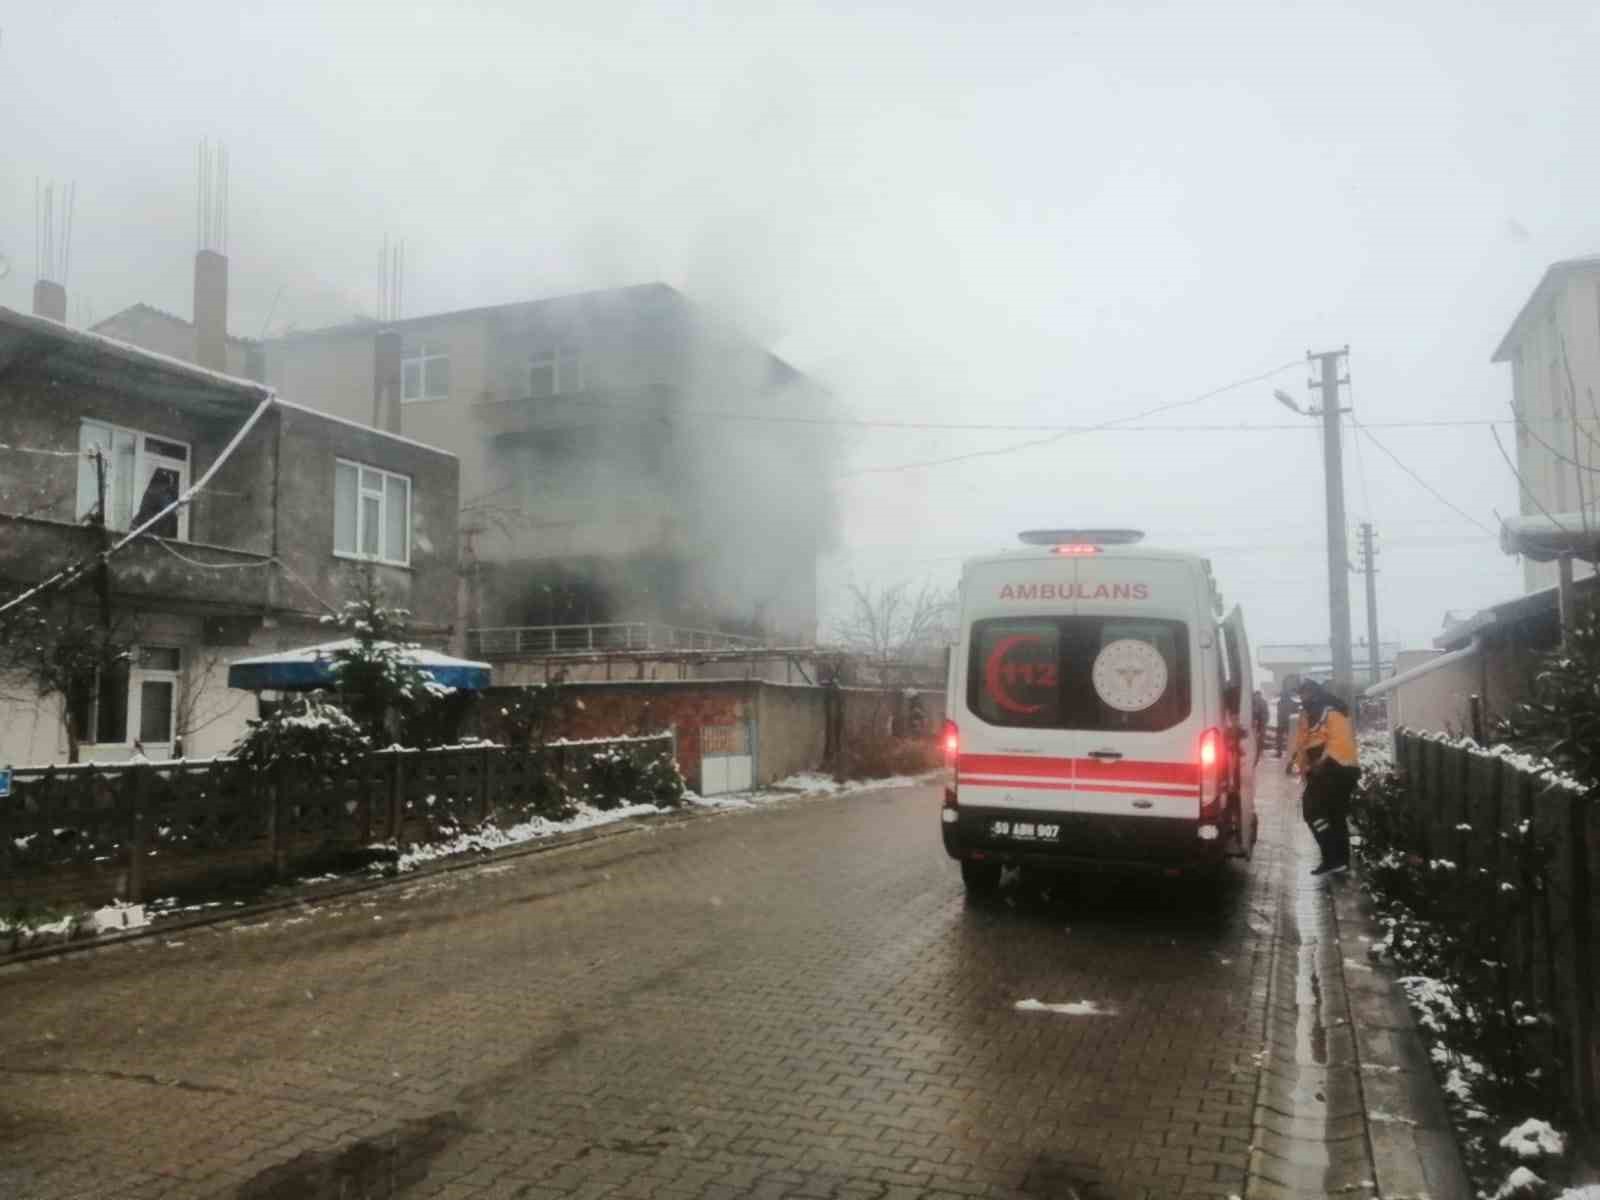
940;529;1258;893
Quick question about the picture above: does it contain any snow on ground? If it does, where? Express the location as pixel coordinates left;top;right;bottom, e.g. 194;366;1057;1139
693;771;939;809
1556;1187;1600;1199
1014;998;1115;1016
1500;1118;1567;1161
384;801;667;872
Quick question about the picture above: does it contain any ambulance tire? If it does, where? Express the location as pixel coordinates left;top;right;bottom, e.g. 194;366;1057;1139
960;860;1003;897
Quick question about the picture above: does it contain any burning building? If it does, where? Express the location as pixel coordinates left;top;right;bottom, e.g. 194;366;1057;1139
257;284;836;652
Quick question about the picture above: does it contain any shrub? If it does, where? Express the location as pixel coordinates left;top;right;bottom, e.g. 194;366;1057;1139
1351;761;1566;1190
578;746;686;811
231;695;371;774
841;731;940;781
1495;603;1600;789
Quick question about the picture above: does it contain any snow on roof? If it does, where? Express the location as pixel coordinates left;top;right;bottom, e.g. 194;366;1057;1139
229;638;489;670
1499;511;1600;562
0;305;273;401
1436;571;1600;649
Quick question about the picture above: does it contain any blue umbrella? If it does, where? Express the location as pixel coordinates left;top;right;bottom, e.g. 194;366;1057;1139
228;639;491;692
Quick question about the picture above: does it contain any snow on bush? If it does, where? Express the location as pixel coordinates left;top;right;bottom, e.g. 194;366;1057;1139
1500;1119;1567;1161
1493;1167;1546;1199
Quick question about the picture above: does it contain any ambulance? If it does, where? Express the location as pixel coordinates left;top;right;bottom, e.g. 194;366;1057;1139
940;529;1258;893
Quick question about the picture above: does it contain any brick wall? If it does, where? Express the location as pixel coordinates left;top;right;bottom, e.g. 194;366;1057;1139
475;680;835;793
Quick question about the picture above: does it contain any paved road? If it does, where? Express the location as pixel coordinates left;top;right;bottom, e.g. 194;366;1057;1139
2;774;1307;1200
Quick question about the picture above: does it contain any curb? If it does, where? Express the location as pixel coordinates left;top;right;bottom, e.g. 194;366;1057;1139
1246;816;1377;1198
1328;871;1472;1199
0;804;714;973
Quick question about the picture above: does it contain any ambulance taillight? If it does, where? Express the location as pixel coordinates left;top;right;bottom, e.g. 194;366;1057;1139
942;720;960;764
1198;727;1224;818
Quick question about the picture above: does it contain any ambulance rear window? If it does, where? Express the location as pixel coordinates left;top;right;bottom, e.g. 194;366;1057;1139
968;616;1191;732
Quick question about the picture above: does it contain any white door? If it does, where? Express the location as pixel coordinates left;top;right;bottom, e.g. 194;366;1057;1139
130;647;181;760
699;723;753;796
1221;606;1256;854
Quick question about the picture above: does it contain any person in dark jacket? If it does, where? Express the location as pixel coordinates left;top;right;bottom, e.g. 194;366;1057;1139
1287;680;1360;876
1274;686;1295;758
1251;689;1269;764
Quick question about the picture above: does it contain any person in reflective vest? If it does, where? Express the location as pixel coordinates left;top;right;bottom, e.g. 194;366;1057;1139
1286;680;1359;876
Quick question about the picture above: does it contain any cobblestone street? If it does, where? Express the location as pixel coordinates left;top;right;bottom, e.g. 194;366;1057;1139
2;773;1340;1200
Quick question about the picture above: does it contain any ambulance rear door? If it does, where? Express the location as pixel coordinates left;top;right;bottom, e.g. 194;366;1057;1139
1062;555;1207;820
1221;603;1258;853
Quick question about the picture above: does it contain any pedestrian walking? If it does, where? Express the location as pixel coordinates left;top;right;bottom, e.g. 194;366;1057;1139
1274;686;1294;758
1286;680;1360;876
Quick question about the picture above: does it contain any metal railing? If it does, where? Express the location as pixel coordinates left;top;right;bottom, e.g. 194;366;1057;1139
468;622;766;659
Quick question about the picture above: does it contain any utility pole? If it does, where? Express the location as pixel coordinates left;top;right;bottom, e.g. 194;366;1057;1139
1357;521;1380;688
1309;348;1353;701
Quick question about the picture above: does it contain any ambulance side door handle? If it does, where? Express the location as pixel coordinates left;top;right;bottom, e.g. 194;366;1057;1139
1087;749;1123;760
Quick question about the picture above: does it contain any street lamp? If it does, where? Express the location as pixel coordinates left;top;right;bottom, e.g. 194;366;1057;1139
1273;388;1305;416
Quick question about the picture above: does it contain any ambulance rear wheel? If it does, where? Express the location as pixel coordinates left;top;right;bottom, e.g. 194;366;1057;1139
961;860;1002;896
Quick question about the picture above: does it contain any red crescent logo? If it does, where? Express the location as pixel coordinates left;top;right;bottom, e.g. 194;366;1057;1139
985;634;1044;715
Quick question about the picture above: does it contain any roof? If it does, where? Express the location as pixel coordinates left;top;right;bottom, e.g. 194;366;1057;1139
267;281;810;386
1437;573;1600;650
269;282;684;345
1257;641;1402;663
91;301;260;346
0;305;274;417
1499;511;1600;562
1491;256;1600;363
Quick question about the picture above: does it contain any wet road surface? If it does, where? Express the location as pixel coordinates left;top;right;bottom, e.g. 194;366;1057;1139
1;773;1321;1199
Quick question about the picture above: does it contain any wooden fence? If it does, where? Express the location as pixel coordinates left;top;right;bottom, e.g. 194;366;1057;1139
1391;729;1598;1132
0;734;674;910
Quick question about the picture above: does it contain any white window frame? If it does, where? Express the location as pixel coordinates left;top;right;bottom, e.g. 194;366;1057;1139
401;343;450;403
334;459;412;567
529;347;584;399
76;420;191;541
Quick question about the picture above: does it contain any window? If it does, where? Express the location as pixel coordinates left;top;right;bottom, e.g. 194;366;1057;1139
67;658;130;747
529;347;583;399
968;616;1191;733
334;460;411;565
76;422;190;540
68;646;181;748
401;344;450;402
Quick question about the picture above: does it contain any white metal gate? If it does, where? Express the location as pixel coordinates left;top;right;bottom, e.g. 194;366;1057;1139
699;722;754;795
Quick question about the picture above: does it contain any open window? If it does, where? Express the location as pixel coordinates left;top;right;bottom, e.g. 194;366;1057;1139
76;422;190;540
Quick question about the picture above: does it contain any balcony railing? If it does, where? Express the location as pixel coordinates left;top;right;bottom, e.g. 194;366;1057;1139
468;622;766;659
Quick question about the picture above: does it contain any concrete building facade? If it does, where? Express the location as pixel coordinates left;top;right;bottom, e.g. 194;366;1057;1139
0;307;459;766
1492;257;1600;592
257;284;833;648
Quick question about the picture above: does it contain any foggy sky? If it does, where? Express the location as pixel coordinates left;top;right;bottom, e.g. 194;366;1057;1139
6;1;1598;652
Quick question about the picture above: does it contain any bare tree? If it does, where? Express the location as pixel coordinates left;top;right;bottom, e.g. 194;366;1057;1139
834;581;956;689
173;645;253;758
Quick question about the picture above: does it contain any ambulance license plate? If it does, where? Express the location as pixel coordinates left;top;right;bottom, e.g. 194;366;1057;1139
989;820;1060;841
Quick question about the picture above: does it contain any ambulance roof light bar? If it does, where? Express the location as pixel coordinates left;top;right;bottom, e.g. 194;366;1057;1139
1018;528;1145;548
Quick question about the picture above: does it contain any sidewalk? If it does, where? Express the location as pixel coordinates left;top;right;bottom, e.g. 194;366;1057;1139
1246;766;1470;1198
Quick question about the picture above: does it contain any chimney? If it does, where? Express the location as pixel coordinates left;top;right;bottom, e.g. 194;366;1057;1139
193;248;228;372
31;279;67;323
374;329;402;433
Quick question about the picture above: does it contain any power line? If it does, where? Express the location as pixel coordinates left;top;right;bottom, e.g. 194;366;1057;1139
1349;415;1496;536
841;359;1306;477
